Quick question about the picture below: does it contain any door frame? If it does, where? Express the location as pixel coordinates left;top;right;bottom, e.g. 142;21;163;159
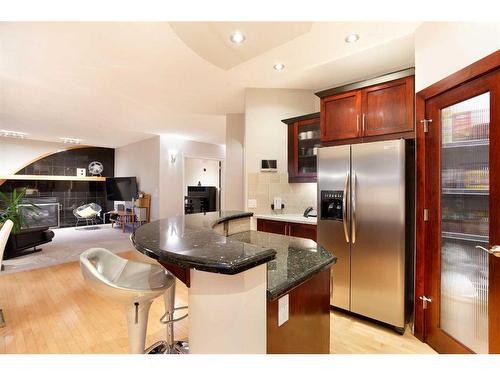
182;155;225;211
414;50;500;350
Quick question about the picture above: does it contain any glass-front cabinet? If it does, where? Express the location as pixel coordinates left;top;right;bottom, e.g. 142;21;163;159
282;113;320;183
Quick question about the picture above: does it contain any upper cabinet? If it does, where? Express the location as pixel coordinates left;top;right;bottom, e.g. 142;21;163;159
316;69;415;144
361;76;414;137
321;90;361;141
282;112;320;183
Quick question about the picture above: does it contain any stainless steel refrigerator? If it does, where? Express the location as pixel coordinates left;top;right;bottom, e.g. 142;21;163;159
317;139;406;331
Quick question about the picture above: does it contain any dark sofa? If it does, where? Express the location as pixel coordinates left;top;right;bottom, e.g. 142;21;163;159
4;226;55;259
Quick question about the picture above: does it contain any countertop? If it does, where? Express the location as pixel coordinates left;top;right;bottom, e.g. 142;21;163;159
230;231;336;300
132;210;336;300
132;211;277;275
254;213;317;225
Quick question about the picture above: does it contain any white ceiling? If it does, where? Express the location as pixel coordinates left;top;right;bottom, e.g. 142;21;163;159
0;22;420;148
169;22;313;70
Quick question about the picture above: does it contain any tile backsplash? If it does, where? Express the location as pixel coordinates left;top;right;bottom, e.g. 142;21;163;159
247;172;317;215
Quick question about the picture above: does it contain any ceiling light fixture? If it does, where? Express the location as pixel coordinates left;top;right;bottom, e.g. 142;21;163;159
345;33;360;43
230;31;245;44
59;137;82;144
0;130;28;139
273;63;285;71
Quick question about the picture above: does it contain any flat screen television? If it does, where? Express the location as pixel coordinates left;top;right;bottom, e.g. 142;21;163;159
106;177;138;201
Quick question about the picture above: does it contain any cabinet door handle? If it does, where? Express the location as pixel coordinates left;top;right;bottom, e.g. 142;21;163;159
352;171;357;244
362;113;366;134
343;172;350;243
356;114;360;135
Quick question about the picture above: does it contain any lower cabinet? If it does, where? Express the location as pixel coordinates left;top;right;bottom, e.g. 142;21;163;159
257;218;317;241
267;267;330;354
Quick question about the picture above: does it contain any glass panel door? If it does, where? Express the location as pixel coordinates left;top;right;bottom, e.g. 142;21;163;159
440;92;490;353
297;121;320;176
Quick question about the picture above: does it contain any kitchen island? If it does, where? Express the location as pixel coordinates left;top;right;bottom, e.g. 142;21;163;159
132;211;336;354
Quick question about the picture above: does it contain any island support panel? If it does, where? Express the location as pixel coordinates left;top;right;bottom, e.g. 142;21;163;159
188;264;267;354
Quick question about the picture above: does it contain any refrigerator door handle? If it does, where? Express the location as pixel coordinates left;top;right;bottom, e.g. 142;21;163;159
343;172;350;243
352;170;357;244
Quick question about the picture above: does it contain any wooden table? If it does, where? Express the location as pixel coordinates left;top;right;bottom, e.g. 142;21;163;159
109;210;136;232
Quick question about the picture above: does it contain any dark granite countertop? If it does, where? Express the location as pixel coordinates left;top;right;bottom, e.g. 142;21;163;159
229;231;337;300
132;211;276;275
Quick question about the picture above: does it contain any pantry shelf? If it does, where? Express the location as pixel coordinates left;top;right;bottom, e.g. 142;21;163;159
442;188;489;195
441;231;489;243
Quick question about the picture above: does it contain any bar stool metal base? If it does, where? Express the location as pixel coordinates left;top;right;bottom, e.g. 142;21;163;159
145;340;189;354
172;340;189;354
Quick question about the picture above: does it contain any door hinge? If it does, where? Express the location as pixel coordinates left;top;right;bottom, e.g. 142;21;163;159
419;295;432;309
420;119;432;133
423;208;429;222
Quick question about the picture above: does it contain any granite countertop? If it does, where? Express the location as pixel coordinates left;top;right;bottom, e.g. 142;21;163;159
229;231;336;300
132;211;277;275
255;213;317;225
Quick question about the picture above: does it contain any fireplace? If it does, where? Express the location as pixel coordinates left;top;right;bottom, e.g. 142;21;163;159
19;197;60;228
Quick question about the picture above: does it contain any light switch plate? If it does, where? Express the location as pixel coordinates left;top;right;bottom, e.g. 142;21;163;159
278;294;289;327
248;199;257;208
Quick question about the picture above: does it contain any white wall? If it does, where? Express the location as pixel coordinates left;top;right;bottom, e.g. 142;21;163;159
244;88;318;214
115;136;160;221
0;138;66;175
245;88;317;174
159;135;225;218
184;157;220;190
415;22;500;91
225;113;245;210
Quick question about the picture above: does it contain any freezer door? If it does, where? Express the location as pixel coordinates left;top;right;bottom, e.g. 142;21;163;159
351;139;405;327
317;145;351;309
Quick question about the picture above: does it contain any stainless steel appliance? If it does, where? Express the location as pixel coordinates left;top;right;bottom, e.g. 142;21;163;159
318;139;406;331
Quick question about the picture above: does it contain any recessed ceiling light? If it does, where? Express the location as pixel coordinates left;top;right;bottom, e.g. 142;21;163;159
1;130;28;139
230;31;245;44
273;63;285;71
345;33;360;43
59;137;82;144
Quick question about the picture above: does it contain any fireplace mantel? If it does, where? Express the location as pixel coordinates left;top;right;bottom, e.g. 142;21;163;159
0;175;106;182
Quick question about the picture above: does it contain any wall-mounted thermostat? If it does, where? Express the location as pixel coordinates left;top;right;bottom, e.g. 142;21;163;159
261;159;277;172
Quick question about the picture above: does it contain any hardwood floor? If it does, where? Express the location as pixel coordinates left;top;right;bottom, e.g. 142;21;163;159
0;251;435;354
330;310;436;354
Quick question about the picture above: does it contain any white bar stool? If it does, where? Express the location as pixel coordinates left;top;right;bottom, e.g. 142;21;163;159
80;247;176;354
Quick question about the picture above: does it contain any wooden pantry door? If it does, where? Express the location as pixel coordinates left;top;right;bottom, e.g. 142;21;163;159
424;68;500;354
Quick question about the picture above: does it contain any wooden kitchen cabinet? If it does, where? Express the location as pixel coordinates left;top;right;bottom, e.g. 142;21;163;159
257;218;317;241
316;69;415;145
257;218;287;236
361;76;414;137
288;222;317;241
320;90;361;142
282;112;320;183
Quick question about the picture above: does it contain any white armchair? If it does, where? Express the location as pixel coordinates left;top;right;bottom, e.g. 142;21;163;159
0;219;14;327
0;219;13;272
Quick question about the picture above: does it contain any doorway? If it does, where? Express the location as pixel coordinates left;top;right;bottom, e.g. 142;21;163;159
415;52;500;354
183;157;223;214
